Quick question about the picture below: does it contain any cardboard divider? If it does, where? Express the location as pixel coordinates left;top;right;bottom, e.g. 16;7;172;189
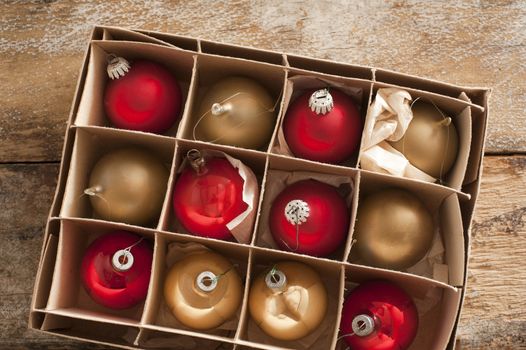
239;248;343;350
140;231;250;345
286;54;373;80
179;54;287;152
60;126;175;228
358;82;474;192
200;40;286;66
40;312;140;349
253;154;358;262
32;232;59;310
44;219;156;327
348;170;465;286
463;107;489;186
161;139;267;244
375;68;486;103
271;74;372;168
134;29;201;52
74;40;195;138
138;327;236;349
101;26;175;47
335;264;461;350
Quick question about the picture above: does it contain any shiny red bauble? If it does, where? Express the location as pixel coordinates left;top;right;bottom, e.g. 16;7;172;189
269;179;349;257
283;88;362;164
340;280;418;350
80;231;153;310
173;157;247;241
104;60;182;133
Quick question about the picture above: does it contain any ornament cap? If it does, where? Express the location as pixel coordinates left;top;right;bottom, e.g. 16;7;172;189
284;199;310;225
308;88;334;115
352;314;375;337
107;54;131;80
187;149;207;175
196;271;218;292
112;249;134;272
265;268;287;290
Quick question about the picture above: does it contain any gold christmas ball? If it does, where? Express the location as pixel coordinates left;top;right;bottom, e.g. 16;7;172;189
390;100;459;178
194;76;276;150
86;147;168;226
354;188;434;270
163;250;243;330
248;261;327;341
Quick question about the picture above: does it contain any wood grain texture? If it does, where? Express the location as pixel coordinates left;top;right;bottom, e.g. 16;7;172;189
0;0;524;349
0;0;525;162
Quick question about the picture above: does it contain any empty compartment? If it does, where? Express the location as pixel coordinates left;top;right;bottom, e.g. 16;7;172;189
359;82;475;191
161;139;266;244
254;155;358;262
45;219;157;324
286;54;373;80
201;40;286;66
272;74;372;168
74;40;195;137
40;312;140;348
335;265;461;350
349;171;465;286
179;54;287;152
141;232;250;343
60;126;175;228
239;248;344;350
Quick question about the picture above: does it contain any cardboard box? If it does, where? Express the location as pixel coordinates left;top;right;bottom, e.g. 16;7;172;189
29;25;490;350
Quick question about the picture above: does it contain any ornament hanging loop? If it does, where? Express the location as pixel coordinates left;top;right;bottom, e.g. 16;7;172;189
107;54;131;80
265;267;287;290
196;271;218;292
351;314;375;337
187;149;207;175
111;237;145;272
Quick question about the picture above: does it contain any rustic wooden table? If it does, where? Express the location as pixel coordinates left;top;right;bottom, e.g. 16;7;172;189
1;1;524;349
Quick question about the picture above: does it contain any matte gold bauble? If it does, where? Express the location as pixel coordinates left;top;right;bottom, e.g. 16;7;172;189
354;188;434;270
86;148;168;226
163;250;242;330
389;100;459;178
194;76;276;150
248;261;328;341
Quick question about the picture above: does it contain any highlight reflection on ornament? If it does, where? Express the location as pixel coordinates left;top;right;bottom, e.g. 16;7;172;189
81;231;153;310
353;188;434;270
173;150;253;241
269;179;349;257
340;280;418;350
389;99;459;179
248;261;328;341
85;147;169;226
193;76;277;149
163;250;242;330
283;88;362;164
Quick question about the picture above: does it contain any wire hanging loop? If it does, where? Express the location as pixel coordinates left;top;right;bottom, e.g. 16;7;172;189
187;149;207;175
111;237;145;272
281;199;310;252
192;85;283;144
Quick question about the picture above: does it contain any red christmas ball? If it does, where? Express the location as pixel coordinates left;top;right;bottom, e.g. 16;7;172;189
173;156;248;241
104;60;182;133
81;231;153;310
340;280;418;350
283;88;362;164
269;179;349;257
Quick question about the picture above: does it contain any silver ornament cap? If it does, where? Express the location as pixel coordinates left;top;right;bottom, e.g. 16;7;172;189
284;199;310;225
112;249;134;272
265;269;287;290
309;88;334;115
196;271;218;292
107;54;131;80
352;314;375;337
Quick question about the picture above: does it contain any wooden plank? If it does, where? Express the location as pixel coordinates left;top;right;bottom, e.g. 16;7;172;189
0;156;524;349
0;1;524;163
